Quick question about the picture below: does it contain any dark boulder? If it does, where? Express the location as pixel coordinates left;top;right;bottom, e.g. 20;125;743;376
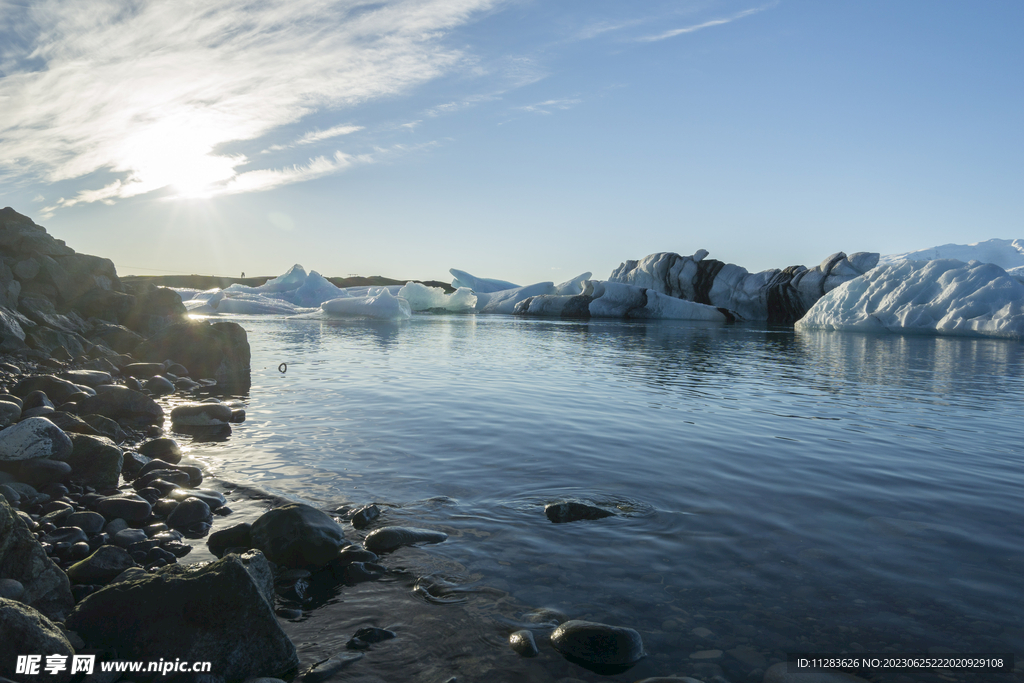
69;288;135;324
544;501;615;523
550;620;645;672
66;555;298;681
65;434;123;490
66;545;137;585
138;437;182;464
250;503;347;570
0;598;75;683
0;417;73;462
362;526;448;554
122;283;188;334
134;320;251;390
11;374;84;404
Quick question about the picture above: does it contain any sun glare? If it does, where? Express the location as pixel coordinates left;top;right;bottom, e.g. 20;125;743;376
116;112;243;199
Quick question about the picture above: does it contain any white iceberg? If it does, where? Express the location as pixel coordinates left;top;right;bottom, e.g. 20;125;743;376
515;280;728;321
321;288;412;320
396;282;477;312
449;268;520;293
476;281;556;314
881;238;1024;276
795;259;1024;338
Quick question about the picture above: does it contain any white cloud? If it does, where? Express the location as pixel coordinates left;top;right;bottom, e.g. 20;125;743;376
519;98;581;115
0;0;500;208
637;4;774;42
297;124;364;145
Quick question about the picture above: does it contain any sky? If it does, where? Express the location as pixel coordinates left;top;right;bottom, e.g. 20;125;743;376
0;0;1021;285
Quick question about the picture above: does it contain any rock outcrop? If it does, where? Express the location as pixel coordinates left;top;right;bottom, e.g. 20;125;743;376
133;321;252;390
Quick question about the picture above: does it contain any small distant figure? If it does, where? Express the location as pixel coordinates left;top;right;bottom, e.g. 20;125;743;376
241;272;245;278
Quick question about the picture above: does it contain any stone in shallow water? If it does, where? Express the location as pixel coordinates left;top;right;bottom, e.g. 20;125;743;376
167;487;226;510
544;501;615;524
166;497;212;531
208;522;253;556
550;619;645;672
346;626;396;650
250;503;348;570
170;402;233;426
349;504;380;529
363;526;448;554
138;437;182;464
509;629;539;657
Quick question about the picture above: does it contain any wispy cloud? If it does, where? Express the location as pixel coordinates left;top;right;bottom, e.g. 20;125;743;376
1;0;500;209
637;4;773;42
519;98;581;115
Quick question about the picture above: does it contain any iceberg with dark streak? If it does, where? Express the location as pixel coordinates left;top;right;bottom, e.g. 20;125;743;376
796;259;1024;338
603;250;879;323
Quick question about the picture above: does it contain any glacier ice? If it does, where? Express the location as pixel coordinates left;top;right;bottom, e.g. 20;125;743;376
796;259;1024;339
881;238;1024;275
396;282;477;312
321;288;412;320
449;269;520;293
606;250;879;323
513;280;729;321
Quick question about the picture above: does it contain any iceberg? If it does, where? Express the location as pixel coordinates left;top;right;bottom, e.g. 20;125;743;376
514;280;729;321
476;281;557;314
881;238;1024;276
396;282;477;312
449;268;520;293
321;288;412;320
608;250;878;323
795;259;1024;339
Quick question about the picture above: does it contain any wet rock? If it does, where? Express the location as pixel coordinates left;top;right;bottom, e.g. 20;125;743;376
95;494;152;522
170;402;233;426
346;626;396;650
166;487;225;510
76;385;163;426
208;522;253;557
42;410;102;436
0;597;75;683
66;545;137;585
79;413;128;443
42;526;88;546
65;434;123;490
123;362;165;378
236;549;275;607
120;450;151;478
337;561;386;585
166;497;212;531
61;369;112;387
138;437;182;464
550;620;645;671
136;468;191;489
363;526;448;554
301;652;363;683
545;501;615;523
145;375;175;395
330;545;378;567
111;528;148;548
12;457;72;487
509;629;539;657
66;511;105;533
349;504;380;529
11;375;83;404
250;503;347;570
0;416;73;462
66;555;298;681
0;499;74;620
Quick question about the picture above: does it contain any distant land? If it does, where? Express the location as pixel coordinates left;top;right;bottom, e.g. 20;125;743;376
122;274;456;293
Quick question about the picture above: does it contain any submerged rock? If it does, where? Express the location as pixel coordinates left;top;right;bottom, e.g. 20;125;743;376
544;501;615;523
67;555;298;681
509;629;539;657
362;526;448;554
550;619;645;671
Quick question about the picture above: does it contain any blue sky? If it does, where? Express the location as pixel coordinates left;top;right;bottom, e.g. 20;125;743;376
1;0;1021;285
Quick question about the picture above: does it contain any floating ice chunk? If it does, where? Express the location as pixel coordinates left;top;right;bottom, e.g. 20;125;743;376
588;281;727;321
397;282;477;312
449;268;520;293
796;259;1024;338
554;272;593;296
216;293;303;315
476;282;555;314
321;288;412;320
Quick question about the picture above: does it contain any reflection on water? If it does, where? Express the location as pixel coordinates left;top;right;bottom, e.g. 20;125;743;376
188;316;1024;682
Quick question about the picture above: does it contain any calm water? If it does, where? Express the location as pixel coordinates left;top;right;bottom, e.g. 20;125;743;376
186;315;1024;682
